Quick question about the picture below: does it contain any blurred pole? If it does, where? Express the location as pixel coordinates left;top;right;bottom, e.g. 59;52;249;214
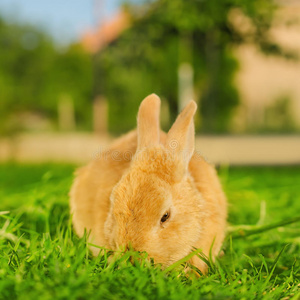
93;0;104;27
178;32;195;113
58;94;76;131
178;63;194;112
92;0;108;135
93;96;108;134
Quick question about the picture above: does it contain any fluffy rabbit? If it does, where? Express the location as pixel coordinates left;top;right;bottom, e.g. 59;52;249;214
70;94;227;273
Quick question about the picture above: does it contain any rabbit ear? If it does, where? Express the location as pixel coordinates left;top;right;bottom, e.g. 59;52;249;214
137;94;161;150
165;100;197;169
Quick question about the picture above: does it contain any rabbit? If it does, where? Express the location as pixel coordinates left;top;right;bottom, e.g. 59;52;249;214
70;94;227;273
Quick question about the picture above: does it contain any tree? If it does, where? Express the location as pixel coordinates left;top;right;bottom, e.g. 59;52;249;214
0;16;93;134
96;0;289;133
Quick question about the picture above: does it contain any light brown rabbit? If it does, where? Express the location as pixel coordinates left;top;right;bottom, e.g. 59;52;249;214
70;94;227;273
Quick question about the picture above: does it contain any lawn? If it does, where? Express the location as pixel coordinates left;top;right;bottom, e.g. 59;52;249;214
0;163;299;299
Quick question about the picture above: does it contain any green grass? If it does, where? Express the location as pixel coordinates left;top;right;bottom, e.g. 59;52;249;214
0;163;299;299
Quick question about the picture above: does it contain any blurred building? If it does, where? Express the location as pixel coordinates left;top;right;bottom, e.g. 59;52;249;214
233;1;300;132
81;10;130;53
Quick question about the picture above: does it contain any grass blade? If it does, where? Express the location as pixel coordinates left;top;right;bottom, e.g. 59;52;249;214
228;215;300;239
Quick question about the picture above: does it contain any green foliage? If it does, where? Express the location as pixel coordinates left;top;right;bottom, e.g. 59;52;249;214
95;21;180;133
97;0;282;133
0;17;93;134
0;164;299;299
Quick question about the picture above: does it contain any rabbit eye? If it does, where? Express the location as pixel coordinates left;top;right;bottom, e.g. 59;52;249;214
160;211;170;223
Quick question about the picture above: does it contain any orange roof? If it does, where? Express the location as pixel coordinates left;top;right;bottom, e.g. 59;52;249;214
81;10;130;53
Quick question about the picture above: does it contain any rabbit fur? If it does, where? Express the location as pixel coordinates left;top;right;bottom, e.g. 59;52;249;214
70;94;227;273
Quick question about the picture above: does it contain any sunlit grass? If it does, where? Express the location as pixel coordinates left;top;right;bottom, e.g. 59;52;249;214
0;164;299;299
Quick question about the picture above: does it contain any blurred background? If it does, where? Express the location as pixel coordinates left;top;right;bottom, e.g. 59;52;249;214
0;0;299;165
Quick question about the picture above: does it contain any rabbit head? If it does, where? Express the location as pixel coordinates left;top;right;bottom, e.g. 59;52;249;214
104;94;204;266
